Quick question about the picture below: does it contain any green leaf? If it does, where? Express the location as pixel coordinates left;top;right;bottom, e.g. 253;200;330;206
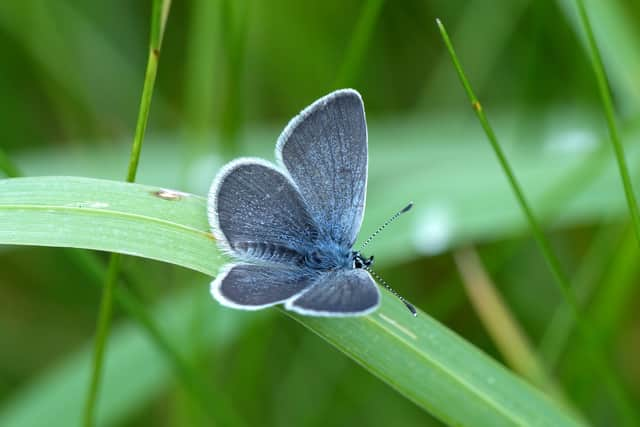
0;176;582;426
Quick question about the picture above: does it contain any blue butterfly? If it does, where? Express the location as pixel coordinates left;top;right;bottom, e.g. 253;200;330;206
208;89;414;317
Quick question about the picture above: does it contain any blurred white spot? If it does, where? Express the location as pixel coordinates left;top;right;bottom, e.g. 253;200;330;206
88;202;109;208
544;129;597;154
65;201;109;209
413;204;453;255
487;376;496;385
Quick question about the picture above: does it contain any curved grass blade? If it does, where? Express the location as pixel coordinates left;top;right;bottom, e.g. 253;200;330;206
0;175;583;426
0;176;222;275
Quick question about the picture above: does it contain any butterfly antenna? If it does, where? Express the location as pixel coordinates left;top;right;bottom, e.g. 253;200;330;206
359;202;413;251
365;266;417;317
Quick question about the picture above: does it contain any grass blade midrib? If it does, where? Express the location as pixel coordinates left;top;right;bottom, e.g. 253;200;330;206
0;204;213;240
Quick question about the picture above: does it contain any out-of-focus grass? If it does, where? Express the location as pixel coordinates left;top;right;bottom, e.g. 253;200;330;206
1;1;640;426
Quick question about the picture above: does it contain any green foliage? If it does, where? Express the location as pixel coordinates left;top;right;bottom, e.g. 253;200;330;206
1;1;640;426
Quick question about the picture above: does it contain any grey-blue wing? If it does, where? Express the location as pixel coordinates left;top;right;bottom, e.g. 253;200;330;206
285;269;379;316
211;263;315;309
209;159;320;263
276;89;367;248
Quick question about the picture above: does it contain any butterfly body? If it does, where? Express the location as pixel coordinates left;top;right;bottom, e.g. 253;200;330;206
301;239;352;270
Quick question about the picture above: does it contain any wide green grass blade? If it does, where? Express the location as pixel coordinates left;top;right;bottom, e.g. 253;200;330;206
0;176;222;275
0;176;582;426
292;300;581;426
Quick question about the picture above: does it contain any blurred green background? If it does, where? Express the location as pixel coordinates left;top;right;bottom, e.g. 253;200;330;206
1;0;640;426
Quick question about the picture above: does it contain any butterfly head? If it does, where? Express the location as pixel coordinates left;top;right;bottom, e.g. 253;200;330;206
352;251;374;269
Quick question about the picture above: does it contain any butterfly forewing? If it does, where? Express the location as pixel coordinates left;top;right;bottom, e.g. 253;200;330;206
209;159;320;263
276;89;368;248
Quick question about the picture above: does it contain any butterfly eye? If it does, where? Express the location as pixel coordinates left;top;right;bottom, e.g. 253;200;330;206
352;252;367;269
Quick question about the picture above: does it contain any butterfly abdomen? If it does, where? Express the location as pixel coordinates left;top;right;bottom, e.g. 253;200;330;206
233;241;303;264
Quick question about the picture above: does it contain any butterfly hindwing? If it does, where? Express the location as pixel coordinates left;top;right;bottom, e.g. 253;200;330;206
212;263;315;309
285;269;380;316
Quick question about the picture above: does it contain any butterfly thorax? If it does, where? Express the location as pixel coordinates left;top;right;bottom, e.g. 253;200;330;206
301;239;353;271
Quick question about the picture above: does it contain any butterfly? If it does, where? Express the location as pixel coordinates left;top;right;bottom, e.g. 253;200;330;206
208;89;415;317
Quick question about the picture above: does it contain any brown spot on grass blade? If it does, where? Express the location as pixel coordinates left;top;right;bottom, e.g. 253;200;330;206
153;188;190;201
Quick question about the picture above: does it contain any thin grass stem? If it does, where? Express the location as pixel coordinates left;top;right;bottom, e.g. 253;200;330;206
574;0;640;247
436;18;578;312
0;104;221;423
84;1;172;425
437;18;640;425
83;253;120;426
68;251;244;426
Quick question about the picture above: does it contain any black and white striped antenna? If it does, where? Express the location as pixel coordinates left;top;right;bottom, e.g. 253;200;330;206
358;202;413;251
365;266;417;316
358;201;417;316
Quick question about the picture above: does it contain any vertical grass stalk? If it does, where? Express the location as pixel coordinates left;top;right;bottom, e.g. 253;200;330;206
0;90;221;425
0;76;219;421
83;254;121;426
436;18;578;313
83;1;172;425
436;18;639;425
69;252;243;425
574;0;640;247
